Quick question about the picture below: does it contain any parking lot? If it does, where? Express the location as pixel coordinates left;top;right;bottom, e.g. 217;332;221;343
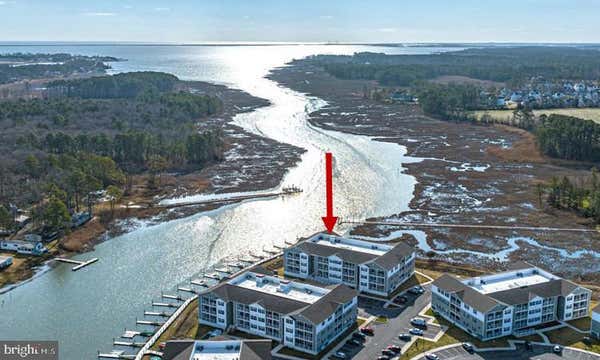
329;285;443;360
413;344;600;360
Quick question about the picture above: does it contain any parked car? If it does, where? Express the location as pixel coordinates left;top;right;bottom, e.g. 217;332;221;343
376;356;390;360
382;349;395;357
398;333;412;341
525;341;533;350
409;285;425;295
387;345;401;352
334;351;346;359
158;342;166;350
395;295;408;303
462;342;474;353
409;328;424;336
425;354;439;360
553;345;562;354
353;332;366;340
410;317;427;327
348;339;362;346
360;326;374;335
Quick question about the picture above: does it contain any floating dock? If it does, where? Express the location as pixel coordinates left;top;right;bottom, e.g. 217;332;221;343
120;330;140;339
113;341;144;348
136;320;164;326
144;311;171;318
55;257;98;271
177;286;195;293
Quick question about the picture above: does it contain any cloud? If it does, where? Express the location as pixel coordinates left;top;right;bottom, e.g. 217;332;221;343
82;12;117;17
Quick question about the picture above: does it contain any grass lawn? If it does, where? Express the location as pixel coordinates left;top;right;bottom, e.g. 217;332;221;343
375;316;389;324
568;317;592;332
148;299;219;351
546;326;600;355
388;273;430;300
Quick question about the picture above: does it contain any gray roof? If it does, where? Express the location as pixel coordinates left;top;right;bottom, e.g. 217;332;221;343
163;340;272;360
162;340;194;360
204;282;309;315
490;279;582;305
293;236;414;270
294;240;378;264
371;242;414;270
200;270;357;325
240;339;273;360
433;274;503;313
291;284;357;324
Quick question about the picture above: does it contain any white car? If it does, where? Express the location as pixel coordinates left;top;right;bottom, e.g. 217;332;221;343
334;351;347;359
411;317;427;327
425;354;439;360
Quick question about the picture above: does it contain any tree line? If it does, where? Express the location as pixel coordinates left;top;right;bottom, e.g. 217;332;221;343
312;47;600;86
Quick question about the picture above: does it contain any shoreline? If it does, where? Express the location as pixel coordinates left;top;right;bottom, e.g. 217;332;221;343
267;59;600;283
0;80;305;292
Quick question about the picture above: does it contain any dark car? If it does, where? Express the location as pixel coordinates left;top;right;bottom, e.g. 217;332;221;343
382;349;395;357
525;341;533;350
360;326;374;335
387;345;401;352
398;333;412;341
353;332;366;340
462;342;474;353
348;339;361;347
395;295;408;303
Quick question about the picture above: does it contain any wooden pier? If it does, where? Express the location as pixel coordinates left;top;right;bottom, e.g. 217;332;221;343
157;188;302;209
55;257;98;271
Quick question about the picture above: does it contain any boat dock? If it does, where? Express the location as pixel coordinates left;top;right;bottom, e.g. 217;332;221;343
55;257;98;271
99;243;301;359
157;187;302;209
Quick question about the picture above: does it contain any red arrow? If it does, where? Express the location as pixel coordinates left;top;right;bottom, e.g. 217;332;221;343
321;152;338;233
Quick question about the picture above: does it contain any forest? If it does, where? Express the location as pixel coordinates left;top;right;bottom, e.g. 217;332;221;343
0;53;118;85
312;47;600;86
539;171;600;222
0;71;224;233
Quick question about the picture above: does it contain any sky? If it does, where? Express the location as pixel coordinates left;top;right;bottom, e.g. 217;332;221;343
1;0;599;43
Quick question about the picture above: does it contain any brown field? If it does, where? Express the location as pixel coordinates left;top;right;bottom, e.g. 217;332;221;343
471;108;600;124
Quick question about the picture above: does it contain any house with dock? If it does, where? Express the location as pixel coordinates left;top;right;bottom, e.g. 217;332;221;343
284;232;415;297
0;238;47;255
197;267;357;355
431;261;592;341
162;339;272;360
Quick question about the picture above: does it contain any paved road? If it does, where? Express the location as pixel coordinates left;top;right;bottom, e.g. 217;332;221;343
413;344;600;360
332;285;436;360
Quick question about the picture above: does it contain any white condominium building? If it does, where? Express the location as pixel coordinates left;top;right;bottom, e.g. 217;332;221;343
198;267;358;355
284;232;415;297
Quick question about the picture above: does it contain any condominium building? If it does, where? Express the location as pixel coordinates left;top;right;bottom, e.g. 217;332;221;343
198;267;358;355
162;339;272;360
592;304;600;340
431;261;592;341
284;232;415;297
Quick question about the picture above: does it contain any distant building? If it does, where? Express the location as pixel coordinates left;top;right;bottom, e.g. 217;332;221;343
162;339;272;360
198;267;357;355
0;255;13;270
0;239;47;255
284;232;415;297
431;262;592;341
592;304;600;340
